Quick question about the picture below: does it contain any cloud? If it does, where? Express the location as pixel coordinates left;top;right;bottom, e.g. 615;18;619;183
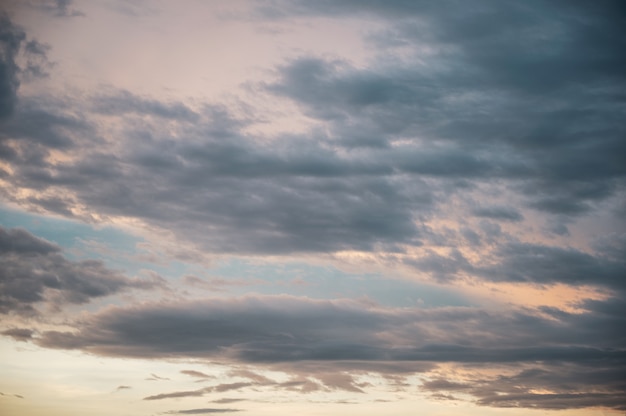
422;363;626;411
29;293;625;409
403;239;626;291
182;276;260;292
480;242;626;291
163;409;240;415
0;226;60;254
269;52;625;214
471;206;523;222
21;39;53;80
0;0;622;264
0;13;53;121
146;373;170;381
0;226;166;315
33;294;625;362
0;12;25;119
212;382;254;393
262;0;626;215
1;327;34;341
91;90;199;121
37;296;391;360
1;97;431;254
181;370;214;380
144;383;253;401
227;369;274;385
146;369;365;398
1;2;624;414
26;0;85;18
0;391;24;399
145;388;209;401
2;29;622;256
0;98;91;155
477;392;626;411
211;399;245;404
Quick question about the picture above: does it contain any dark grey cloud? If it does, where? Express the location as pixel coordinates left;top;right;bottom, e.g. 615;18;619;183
33;295;625;362
0;226;165;315
267;53;626;216
2;91;433;254
1;0;623;260
404;249;474;283
0;226;60;254
0;13;52;121
0;12;25;119
262;0;626;217
481;242;626;291
30;294;625;409
163;409;240;415
0;97;94;154
1;327;34;341
38;296;391;360
404;239;626;292
471;206;523;222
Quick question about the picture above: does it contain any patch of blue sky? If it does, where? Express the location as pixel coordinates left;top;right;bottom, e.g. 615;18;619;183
0;205;190;279
0;205;473;308
204;258;472;308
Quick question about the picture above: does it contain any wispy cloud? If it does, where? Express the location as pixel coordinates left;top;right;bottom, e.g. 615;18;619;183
181;370;214;380
163;409;240;415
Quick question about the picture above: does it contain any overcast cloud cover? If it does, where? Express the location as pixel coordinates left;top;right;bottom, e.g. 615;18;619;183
0;1;625;415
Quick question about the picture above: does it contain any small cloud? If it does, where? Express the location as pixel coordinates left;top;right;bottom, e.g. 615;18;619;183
181;370;214;379
0;392;24;399
211;398;245;404
144;388;210;401
430;393;459;401
114;385;131;392
164;409;240;415
146;373;170;381
1;328;34;341
213;382;253;393
472;206;524;222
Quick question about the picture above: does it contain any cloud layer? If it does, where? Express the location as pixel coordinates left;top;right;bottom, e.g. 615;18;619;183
29;294;626;409
1;2;625;414
1;1;624;257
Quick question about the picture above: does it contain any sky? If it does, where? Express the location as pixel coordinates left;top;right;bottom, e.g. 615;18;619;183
0;0;625;415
